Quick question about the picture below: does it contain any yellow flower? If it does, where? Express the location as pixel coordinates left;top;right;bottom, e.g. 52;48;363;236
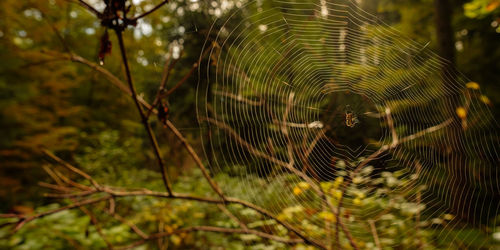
456;107;467;119
353;198;362;206
293;186;303;196
466;82;480;90
320;182;332;191
319;211;336;222
298;182;310;190
170;235;182;246
480;95;492;105
355;192;366;199
331;189;343;200
333;176;344;188
293;182;310;196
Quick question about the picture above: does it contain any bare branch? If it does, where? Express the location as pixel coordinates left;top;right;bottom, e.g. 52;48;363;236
114;30;173;195
38;181;74;193
203;117;322;194
104;210;148;240
43;190;97;198
78;205;113;249
9;196;111;233
147;44;212;118
368;220;381;250
131;0;169;21
213;90;264;106
41;51;152;110
339;217;358;250
413;160;424;249
398;118;453;144
385;107;398;147
164;120;225;198
53;168;94;191
66;0;101;16
41;165;65;187
145;50;180;119
164;62;198;96
41;148;100;189
217;204;248;230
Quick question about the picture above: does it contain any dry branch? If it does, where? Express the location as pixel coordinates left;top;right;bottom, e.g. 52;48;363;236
10;196;111;233
368;220;381;250
73;0;101;17
131;0;170;21
114;30;173;195
22;142;325;248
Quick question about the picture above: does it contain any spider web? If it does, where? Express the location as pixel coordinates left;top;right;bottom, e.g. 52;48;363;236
197;0;499;247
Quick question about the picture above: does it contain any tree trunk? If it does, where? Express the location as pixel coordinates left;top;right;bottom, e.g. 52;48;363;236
434;0;455;65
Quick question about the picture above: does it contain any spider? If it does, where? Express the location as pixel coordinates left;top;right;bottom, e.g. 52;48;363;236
345;105;359;128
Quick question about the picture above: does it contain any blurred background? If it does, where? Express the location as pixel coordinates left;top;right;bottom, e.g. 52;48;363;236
0;0;499;249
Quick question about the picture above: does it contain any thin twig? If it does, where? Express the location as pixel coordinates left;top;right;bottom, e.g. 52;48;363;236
38;181;74;193
41;165;65;187
105;210;148;239
145;49;180;119
69;0;101;17
335;212;359;250
53;169;94;191
78;205;113;249
131;0;169;21
10;196;111;233
217;204;248;230
114;30;173;195
164;62;198;96
41;148;100;189
157;220;165;250
42;12;71;53
385;107;398;147
367;220;381;250
213;90;264;106
204;117;321;194
414;160;423;250
44;190;97;198
164;119;225;198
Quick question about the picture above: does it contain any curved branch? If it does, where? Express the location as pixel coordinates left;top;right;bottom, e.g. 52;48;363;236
66;0;101;17
131;0;169;21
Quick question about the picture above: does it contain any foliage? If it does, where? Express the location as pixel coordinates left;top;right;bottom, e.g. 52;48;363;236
285;160;497;249
464;0;500;21
0;0;498;249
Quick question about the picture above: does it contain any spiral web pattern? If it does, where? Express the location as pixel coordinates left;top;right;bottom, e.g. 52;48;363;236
197;0;499;247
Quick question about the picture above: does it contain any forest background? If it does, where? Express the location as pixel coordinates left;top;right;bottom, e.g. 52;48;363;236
0;0;499;249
